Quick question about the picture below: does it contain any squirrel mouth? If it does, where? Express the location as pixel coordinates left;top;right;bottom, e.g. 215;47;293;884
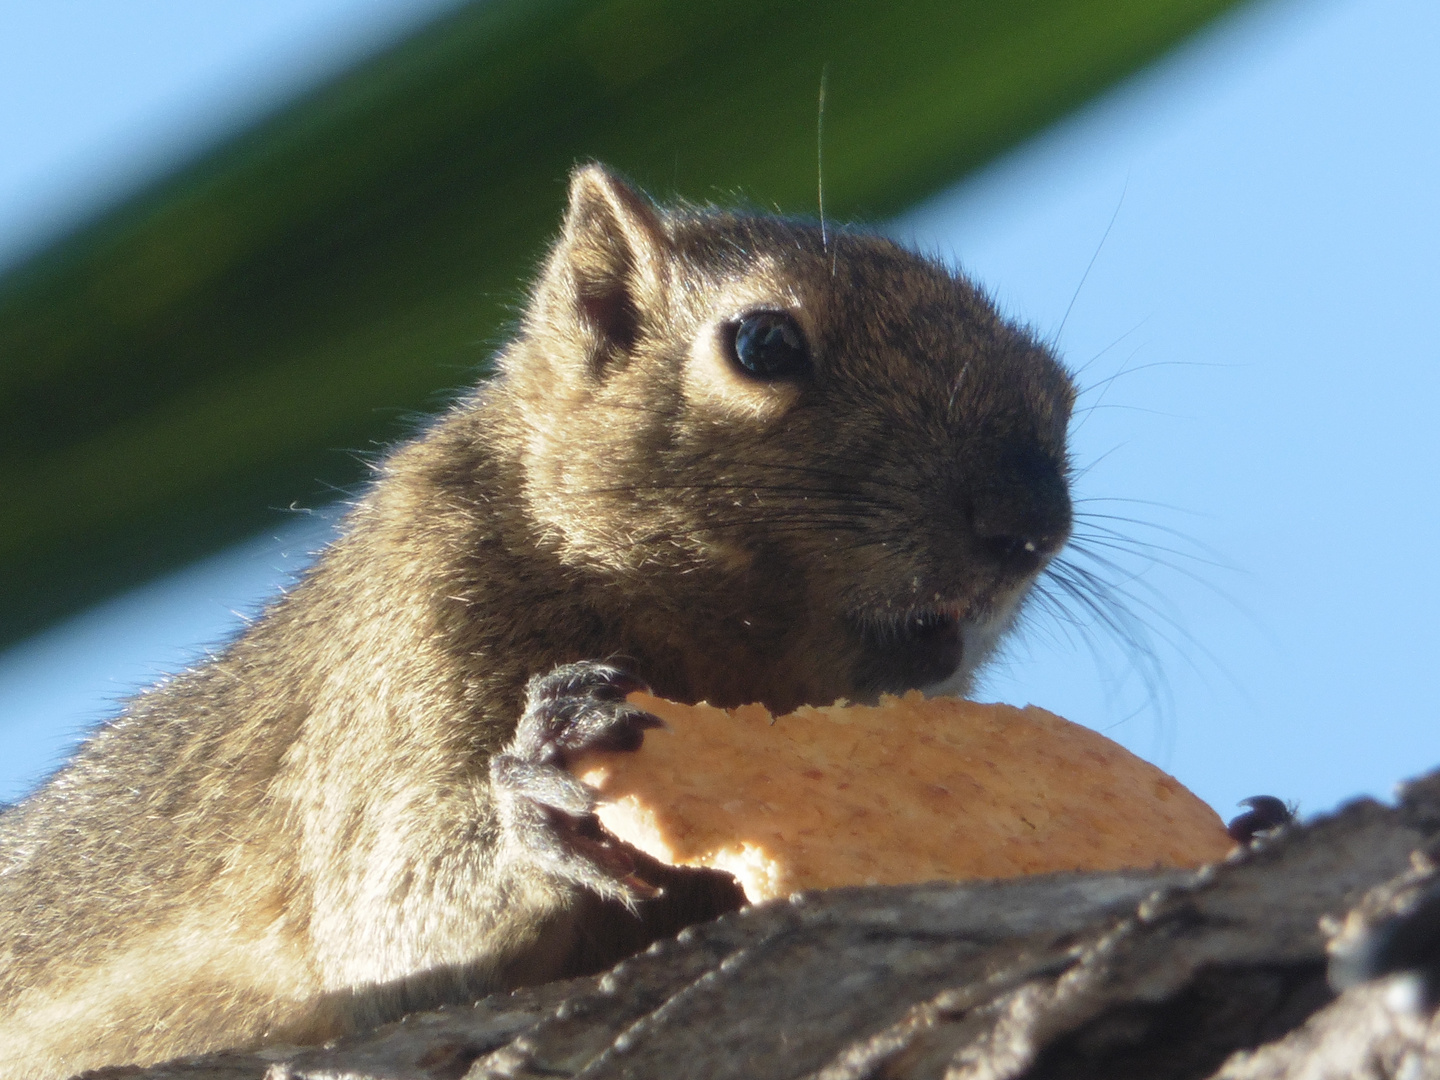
853;606;965;695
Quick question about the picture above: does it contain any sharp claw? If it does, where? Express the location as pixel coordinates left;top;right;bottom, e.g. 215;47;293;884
619;873;663;901
565;817;662;901
527;661;651;705
499;661;663;902
597;669;650;698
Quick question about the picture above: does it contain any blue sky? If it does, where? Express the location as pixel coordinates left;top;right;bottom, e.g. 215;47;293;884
0;0;456;266
1;0;1438;824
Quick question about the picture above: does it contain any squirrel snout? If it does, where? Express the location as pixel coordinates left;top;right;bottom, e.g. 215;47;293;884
966;460;1071;579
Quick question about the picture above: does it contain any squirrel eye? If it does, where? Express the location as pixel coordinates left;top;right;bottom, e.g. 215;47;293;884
729;311;812;380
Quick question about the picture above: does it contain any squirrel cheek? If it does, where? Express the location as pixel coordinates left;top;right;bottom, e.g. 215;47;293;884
682;325;801;423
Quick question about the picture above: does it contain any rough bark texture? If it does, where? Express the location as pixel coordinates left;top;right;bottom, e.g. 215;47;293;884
78;769;1440;1080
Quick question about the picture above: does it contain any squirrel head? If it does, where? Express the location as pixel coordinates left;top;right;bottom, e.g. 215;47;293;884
495;164;1075;706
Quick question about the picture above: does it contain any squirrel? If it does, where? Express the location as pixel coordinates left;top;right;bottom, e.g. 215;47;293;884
0;164;1075;1077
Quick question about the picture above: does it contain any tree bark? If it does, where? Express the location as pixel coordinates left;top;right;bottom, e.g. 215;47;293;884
81;769;1440;1080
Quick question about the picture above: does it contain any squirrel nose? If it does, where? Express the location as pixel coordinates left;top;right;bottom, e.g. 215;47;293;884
975;530;1053;578
968;454;1071;578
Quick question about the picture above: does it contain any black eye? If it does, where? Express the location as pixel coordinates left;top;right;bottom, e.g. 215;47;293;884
729;311;812;380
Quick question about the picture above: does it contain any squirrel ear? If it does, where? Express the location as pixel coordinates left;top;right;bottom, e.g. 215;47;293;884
547;164;668;370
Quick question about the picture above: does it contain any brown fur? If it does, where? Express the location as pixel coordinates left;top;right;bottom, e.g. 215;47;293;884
0;165;1074;1077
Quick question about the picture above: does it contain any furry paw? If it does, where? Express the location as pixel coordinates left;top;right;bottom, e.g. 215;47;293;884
490;661;663;904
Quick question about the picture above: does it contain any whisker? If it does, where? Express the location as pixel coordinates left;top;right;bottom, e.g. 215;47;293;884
1065;318;1148;383
578;480;898;503
1047;549;1236;689
1067;530;1233;575
1070;344;1145;438
1075;358;1223;396
632;519;873;546
1053;181;1126;348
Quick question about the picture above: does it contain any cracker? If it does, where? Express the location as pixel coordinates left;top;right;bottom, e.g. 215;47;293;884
572;691;1232;903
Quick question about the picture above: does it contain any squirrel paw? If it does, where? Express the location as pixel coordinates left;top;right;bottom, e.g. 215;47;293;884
490;661;663;904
